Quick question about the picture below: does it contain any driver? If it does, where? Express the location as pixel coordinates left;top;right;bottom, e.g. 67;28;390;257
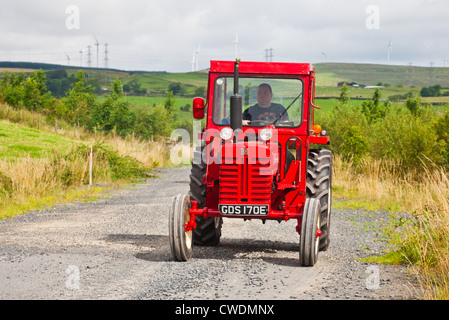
242;83;289;125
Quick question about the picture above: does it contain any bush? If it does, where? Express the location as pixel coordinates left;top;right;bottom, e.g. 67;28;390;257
366;106;445;171
320;101;368;157
62;71;96;126
340;125;369;165
361;89;390;123
57;143;150;185
434;110;449;167
134;105;173;140
0;171;13;197
420;84;441;97
323;88;447;173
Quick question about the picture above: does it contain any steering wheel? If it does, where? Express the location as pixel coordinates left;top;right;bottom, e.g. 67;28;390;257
248;120;272;126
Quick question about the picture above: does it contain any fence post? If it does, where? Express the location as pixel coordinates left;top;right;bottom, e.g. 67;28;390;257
89;145;93;186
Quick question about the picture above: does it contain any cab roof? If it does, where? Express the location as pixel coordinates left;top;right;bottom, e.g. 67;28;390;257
209;60;314;75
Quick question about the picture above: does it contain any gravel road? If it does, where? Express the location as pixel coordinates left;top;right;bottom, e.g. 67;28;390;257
0;166;420;300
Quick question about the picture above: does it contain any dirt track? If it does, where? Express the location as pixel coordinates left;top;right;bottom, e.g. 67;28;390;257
0;166;420;300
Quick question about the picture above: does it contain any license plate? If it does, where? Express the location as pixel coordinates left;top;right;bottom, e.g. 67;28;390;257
218;204;269;216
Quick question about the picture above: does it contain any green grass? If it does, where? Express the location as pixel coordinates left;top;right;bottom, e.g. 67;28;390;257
0;119;77;159
0;105;160;219
125;95;194;110
360;251;405;265
0;185;116;220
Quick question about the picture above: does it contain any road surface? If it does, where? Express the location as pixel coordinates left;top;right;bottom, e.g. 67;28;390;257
0;166;419;300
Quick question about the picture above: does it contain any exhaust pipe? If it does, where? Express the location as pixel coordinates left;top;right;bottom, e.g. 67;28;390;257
230;58;242;132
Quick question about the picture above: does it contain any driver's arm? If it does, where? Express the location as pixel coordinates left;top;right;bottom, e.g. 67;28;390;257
242;108;251;125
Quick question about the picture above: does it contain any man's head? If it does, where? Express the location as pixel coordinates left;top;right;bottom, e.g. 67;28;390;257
256;83;273;108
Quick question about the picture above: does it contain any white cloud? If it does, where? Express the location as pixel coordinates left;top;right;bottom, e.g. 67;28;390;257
0;0;448;71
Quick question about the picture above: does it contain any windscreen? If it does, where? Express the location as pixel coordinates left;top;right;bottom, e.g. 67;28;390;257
212;77;303;127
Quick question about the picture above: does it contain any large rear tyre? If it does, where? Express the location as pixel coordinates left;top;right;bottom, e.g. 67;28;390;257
189;146;222;246
169;194;193;261
306;149;332;251
299;198;321;267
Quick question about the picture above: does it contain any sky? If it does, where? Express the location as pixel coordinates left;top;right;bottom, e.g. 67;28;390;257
0;0;448;72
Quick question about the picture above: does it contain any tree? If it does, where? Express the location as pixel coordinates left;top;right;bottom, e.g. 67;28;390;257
22;70;52;112
1;71;25;109
109;99;136;137
338;83;350;105
88;78;136;137
361;89;389;123
63;71;96;126
405;96;423;116
168;82;183;96
194;86;206;97
340;125;369;165
420;84;441;97
164;91;176;114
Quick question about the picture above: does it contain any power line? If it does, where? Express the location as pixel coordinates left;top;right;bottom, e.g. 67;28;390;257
104;43;109;69
264;48;273;62
87;45;92;68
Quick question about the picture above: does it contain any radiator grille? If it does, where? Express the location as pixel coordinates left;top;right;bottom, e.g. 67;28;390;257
219;162;272;205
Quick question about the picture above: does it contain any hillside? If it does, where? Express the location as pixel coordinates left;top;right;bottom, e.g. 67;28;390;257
2;60;449;96
314;62;449;88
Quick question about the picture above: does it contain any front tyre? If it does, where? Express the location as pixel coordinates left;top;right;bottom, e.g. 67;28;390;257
299;198;321;267
169;194;193;261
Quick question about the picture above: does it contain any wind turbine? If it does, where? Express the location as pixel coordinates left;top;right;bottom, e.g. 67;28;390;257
93;34;100;68
387;40;393;65
321;51;327;62
234;32;239;59
195;44;201;71
64;50;72;66
190;51;196;72
79;47;88;67
79;49;84;67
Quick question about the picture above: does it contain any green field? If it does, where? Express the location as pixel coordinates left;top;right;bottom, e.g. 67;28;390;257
314;62;449;88
122;72;208;96
0;119;77;159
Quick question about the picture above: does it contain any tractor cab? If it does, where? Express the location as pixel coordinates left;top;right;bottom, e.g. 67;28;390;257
170;59;332;266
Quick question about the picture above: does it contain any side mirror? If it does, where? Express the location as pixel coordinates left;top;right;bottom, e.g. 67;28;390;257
192;97;205;119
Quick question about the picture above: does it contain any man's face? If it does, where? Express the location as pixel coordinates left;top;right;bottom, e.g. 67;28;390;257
257;86;272;108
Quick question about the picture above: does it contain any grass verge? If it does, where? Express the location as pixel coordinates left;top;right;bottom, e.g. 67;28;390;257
0;103;172;220
332;153;449;299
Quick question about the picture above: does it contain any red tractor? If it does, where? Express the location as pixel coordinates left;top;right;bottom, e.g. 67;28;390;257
169;59;332;266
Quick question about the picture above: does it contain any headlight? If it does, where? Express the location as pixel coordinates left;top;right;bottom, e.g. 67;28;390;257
259;128;273;141
220;127;233;140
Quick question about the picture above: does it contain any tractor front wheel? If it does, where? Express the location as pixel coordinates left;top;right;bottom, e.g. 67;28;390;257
299;198;321;267
169;194;193;261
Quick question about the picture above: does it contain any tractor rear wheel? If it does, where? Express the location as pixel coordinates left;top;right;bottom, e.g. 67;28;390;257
306;149;332;251
189;146;222;246
169;194;193;261
299;198;321;267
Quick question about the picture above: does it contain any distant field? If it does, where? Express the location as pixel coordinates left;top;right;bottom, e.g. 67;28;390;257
124;95;193;108
2;61;449;107
0;67;36;73
123;72;208;96
314;62;449;88
315;85;422;99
